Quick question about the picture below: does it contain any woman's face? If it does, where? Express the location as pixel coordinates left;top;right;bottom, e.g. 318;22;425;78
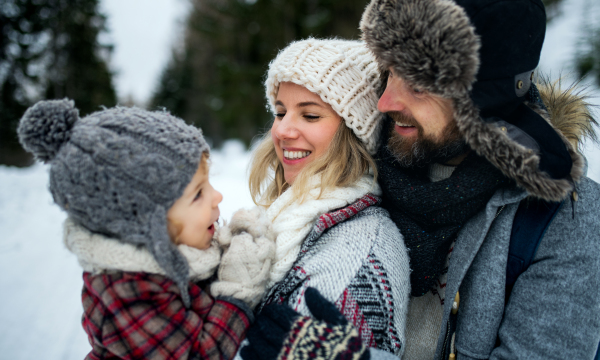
271;82;342;185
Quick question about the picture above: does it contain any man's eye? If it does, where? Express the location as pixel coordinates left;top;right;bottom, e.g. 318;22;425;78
193;189;202;201
413;87;422;94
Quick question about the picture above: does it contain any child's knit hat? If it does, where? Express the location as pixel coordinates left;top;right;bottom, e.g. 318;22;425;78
265;38;384;154
18;99;209;307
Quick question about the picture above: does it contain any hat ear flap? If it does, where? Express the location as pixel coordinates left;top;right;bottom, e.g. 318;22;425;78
145;206;192;308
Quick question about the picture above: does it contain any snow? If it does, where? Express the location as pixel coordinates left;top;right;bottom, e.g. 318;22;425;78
1;0;600;357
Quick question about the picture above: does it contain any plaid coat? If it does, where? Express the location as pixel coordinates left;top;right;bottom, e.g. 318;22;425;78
82;271;251;360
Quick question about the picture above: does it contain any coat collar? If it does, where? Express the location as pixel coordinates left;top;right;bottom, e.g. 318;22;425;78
63;218;221;282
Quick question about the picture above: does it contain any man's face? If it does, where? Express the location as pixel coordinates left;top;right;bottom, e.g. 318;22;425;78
378;68;467;167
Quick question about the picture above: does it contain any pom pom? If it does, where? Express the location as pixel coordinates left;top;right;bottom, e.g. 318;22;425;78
18;99;79;162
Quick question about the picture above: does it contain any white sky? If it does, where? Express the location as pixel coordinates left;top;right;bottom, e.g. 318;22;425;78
100;0;189;105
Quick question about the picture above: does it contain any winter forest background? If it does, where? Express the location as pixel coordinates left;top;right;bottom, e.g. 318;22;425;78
1;0;600;358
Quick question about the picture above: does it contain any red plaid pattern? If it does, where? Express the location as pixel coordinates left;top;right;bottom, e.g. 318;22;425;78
81;272;250;360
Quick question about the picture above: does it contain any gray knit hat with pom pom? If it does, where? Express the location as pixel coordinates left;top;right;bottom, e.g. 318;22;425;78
18;99;209;307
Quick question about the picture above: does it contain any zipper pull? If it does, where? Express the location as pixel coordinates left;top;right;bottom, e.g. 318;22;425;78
452;292;460;315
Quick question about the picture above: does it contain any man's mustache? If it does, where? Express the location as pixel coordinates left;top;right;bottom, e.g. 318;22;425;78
388;111;418;127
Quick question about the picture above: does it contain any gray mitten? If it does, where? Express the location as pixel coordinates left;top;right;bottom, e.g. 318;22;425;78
210;207;275;308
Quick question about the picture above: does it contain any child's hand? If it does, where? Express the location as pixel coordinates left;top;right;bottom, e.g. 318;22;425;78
210;207;275;308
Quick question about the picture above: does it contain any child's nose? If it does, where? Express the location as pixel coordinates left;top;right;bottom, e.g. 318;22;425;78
214;190;223;206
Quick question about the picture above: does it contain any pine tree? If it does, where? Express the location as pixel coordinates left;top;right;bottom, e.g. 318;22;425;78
0;0;116;166
1;0;49;165
573;1;600;86
150;0;369;147
44;0;117;116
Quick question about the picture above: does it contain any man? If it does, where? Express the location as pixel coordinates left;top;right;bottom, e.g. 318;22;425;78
240;0;600;359
360;0;600;359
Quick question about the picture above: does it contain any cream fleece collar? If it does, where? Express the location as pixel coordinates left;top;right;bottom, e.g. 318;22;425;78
63;218;221;282
266;174;380;287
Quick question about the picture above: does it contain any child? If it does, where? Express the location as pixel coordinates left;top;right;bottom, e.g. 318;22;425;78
17;99;274;360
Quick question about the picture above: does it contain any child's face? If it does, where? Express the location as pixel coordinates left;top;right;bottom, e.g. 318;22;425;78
167;161;222;250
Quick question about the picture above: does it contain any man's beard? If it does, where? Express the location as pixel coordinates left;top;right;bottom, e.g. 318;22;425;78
386;112;468;168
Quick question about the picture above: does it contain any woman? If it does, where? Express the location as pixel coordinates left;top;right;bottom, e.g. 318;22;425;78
246;38;410;357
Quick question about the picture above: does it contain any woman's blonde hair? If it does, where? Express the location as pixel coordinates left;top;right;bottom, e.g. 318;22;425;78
248;122;377;207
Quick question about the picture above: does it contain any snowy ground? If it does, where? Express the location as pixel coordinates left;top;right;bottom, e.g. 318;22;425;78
1;0;600;358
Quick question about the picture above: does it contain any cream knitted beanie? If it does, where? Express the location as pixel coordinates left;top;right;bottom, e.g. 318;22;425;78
265;38;383;154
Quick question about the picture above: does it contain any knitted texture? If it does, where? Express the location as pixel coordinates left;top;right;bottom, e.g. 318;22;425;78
18;99;209;307
278;318;368;360
260;196;410;357
266;174;380;287
376;121;508;296
211;207;276;309
401;162;457;359
64;218;221;282
265;38;384;154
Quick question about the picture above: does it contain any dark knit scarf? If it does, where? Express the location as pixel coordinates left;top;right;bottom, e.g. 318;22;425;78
376;127;509;297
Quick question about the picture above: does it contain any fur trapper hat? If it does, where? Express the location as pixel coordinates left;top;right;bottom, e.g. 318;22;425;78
18;99;209;307
360;0;584;201
265;38;384;154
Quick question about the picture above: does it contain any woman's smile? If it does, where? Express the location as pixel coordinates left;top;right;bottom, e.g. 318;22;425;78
271;82;341;184
282;149;311;163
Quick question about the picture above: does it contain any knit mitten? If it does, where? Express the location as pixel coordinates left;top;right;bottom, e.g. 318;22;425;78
240;287;370;360
210;207;275;308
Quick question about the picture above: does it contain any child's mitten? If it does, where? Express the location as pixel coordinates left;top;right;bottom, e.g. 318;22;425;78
217;206;275;246
211;207;275;308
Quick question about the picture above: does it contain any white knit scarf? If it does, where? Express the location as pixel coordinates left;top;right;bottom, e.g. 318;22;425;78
63;218;221;282
266;174;380;287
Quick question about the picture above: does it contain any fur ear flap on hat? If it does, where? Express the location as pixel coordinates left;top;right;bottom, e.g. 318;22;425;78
360;0;586;202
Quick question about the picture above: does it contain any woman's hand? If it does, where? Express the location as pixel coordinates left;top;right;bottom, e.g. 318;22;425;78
240;287;370;360
210;207;275;308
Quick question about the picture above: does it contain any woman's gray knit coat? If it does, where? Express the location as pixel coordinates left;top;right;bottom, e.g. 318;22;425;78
260;194;411;358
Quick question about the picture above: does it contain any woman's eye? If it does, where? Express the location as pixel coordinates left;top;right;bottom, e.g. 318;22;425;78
193;189;202;201
304;115;320;121
412;87;423;94
275;113;285;119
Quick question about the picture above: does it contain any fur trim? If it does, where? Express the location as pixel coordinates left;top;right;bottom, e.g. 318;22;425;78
360;0;480;97
63;218;221;281
360;0;598;202
454;95;579;202
536;78;598;151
